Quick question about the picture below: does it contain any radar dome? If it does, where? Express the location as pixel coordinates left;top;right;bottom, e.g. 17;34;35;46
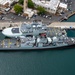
37;38;40;43
47;37;52;43
52;36;58;42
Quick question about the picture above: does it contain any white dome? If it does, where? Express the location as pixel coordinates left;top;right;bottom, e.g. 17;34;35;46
37;38;40;43
52;36;58;42
19;36;25;38
62;35;65;37
47;37;52;43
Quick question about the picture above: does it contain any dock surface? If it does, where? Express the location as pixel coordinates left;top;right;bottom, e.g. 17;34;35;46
48;22;75;29
0;22;75;30
0;22;21;30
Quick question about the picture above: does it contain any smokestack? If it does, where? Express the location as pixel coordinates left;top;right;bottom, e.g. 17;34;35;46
24;0;28;13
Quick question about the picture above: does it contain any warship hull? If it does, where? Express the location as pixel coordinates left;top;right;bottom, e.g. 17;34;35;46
0;43;75;51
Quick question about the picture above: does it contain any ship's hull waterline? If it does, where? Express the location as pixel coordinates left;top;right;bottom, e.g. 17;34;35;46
0;43;75;51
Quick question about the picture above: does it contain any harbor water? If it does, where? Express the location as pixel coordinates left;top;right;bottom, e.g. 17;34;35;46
0;16;75;75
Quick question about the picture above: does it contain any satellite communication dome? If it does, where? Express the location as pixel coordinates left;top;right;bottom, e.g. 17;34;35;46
37;38;40;43
47;37;52;43
52;36;58;42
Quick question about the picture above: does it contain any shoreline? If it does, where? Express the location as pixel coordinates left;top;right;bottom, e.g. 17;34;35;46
60;11;75;22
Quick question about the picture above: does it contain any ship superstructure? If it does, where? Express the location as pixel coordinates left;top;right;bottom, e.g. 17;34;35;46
2;20;47;37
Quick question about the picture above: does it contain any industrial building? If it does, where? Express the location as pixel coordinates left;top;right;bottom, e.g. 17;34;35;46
32;0;68;14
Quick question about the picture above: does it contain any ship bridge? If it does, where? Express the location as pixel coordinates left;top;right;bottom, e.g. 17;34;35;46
20;22;47;34
12;28;19;33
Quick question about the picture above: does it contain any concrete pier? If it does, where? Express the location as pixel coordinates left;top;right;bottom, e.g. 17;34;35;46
48;22;75;29
0;22;75;30
0;22;21;30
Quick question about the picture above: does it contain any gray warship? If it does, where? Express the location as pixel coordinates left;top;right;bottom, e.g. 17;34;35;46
1;20;75;50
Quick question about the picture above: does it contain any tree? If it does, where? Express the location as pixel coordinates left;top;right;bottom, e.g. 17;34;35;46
28;0;34;9
19;0;24;5
14;4;23;14
37;6;46;15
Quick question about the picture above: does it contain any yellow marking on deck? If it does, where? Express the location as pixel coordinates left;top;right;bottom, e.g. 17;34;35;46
8;39;12;48
2;40;4;48
8;39;10;48
16;41;19;47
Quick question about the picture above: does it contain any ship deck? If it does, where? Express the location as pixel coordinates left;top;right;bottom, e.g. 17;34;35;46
0;37;75;49
47;27;62;37
0;38;20;48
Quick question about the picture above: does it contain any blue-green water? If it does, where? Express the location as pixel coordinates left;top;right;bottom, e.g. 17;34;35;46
0;16;75;75
64;15;75;22
66;29;75;37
